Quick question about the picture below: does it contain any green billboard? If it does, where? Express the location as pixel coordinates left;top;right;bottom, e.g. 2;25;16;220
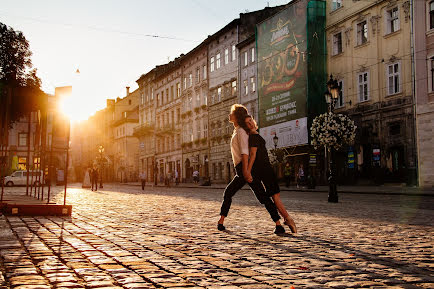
257;0;309;148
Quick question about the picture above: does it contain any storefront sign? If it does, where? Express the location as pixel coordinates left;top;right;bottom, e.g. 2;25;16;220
309;154;316;166
372;148;381;166
348;151;355;169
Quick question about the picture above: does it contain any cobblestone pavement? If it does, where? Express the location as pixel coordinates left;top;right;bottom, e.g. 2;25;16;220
0;184;433;289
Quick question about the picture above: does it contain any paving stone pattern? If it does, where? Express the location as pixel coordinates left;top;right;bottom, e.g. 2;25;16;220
0;185;433;289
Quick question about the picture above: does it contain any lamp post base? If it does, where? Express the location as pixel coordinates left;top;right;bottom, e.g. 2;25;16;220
328;190;338;203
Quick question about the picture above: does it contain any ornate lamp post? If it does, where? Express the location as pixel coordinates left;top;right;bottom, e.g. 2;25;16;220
324;74;340;203
273;133;279;150
98;145;104;188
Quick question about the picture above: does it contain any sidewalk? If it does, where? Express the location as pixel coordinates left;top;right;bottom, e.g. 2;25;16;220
123;181;434;196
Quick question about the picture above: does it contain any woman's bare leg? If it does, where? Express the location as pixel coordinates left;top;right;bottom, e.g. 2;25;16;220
272;193;297;233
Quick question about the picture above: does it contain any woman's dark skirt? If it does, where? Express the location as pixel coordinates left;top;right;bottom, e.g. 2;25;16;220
253;164;280;197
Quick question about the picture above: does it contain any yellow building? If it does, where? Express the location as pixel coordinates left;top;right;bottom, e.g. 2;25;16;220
326;0;416;184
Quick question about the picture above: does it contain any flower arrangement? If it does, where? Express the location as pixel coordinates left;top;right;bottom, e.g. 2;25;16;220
310;112;356;151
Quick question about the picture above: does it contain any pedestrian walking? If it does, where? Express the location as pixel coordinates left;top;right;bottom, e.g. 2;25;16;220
244;115;297;233
82;168;91;188
91;167;99;191
175;169;179;185
166;171;172;188
217;104;284;234
140;171;146;190
193;170;199;184
284;162;291;187
297;164;305;188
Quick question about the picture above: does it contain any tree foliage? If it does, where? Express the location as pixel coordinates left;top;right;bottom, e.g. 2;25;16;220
0;22;44;127
0;22;33;85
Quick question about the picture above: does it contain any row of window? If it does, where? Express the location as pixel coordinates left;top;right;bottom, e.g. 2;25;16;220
157;134;182;154
156;108;181;129
210;44;237;72
334;61;401;108
183;65;207;89
182;121;209;143
243;47;255;67
183;88;208;112
116;126;126;138
243;77;256;96
332;6;400;55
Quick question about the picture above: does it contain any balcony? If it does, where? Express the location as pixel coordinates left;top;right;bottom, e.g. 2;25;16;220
155;124;180;136
133;123;155;137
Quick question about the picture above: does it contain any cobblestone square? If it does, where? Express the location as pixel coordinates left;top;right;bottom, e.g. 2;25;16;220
1;185;433;288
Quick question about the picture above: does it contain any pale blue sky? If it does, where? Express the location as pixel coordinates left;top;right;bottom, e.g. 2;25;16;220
1;0;289;120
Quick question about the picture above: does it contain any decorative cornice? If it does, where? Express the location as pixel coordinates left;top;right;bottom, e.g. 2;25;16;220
402;1;410;23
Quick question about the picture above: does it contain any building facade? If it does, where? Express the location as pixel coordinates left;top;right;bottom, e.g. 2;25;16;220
180;42;209;182
207;8;284;183
154;60;182;183
326;0;415;184
208;20;240;183
237;34;259;122
414;0;434;188
111;88;139;182
135;69;156;183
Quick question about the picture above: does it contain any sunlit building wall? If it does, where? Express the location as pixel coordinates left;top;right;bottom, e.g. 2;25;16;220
153;60;183;183
413;0;434;188
180;41;209;182
112;88;140;182
135;69;157;183
326;0;415;185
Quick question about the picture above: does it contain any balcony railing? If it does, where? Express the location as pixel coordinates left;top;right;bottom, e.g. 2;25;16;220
133;123;155;137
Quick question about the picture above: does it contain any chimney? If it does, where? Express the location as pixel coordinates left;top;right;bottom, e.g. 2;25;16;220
126;86;130;96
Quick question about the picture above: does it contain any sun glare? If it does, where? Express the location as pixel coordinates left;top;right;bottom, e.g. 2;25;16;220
59;94;90;122
57;71;95;122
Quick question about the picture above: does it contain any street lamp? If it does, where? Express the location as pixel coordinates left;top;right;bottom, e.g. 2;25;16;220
98;145;104;188
325;74;340;203
273;133;279;150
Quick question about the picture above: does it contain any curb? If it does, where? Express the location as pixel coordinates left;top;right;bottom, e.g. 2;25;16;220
121;183;434;197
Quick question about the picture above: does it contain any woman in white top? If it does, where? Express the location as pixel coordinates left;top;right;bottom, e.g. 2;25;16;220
217;104;285;234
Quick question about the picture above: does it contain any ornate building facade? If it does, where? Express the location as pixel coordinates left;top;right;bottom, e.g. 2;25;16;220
326;0;416;184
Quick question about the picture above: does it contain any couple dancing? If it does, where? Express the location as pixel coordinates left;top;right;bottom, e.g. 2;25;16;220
218;104;297;234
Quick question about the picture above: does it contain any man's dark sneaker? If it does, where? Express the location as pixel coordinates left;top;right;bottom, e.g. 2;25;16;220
274;225;285;234
217;224;226;231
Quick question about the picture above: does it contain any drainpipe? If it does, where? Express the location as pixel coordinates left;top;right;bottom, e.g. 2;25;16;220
410;0;418;186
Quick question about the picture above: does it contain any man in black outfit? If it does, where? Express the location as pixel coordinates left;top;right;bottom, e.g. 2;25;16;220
91;168;99;191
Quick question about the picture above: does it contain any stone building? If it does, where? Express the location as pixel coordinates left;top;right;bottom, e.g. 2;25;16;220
208;7;284;183
413;0;434;188
135;68;157;183
237;34;258;122
180;41;209;182
154;60;183;183
111;88;139;182
326;0;415;184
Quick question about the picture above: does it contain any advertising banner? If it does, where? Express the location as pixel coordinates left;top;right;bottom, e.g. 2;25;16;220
257;0;308;148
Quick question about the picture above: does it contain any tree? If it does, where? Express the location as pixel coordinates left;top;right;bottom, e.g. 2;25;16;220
0;22;33;85
0;22;43;127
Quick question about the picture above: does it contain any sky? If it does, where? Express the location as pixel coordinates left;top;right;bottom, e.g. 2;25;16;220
1;0;289;121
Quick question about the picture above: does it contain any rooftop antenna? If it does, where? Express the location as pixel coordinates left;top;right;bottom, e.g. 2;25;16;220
267;2;269;7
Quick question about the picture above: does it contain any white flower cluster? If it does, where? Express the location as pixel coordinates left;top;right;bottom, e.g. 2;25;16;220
310;112;357;151
268;149;278;165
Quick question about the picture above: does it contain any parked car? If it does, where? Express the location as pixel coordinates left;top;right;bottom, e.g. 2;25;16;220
4;170;44;187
